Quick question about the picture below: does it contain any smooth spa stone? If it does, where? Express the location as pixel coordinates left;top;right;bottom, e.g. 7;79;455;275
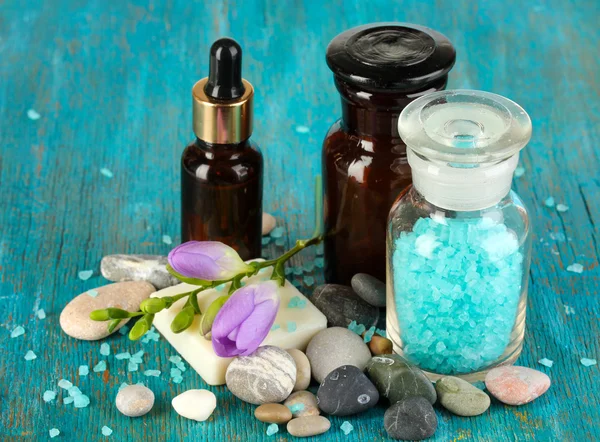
262;213;277;235
384;397;438;441
254;403;293;424
284;391;320;418
172;389;217;422
312;284;380;328
151;267;326;385
435;376;491;416
287;349;311;392
317;365;379;416
287;416;331;438
100;254;179;289
115;384;155;417
485;366;551;406
351;273;387;307
365;355;437;405
306;327;372;383
226;346;296;405
60;281;155;340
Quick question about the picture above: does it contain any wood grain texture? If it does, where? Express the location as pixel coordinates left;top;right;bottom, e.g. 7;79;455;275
0;0;598;440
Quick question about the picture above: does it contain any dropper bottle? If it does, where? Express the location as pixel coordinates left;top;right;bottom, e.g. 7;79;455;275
181;38;263;260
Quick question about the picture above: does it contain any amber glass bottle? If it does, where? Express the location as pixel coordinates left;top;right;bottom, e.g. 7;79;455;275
181;38;263;260
323;23;456;285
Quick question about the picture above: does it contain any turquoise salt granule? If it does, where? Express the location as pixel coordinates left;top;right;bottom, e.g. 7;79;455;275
86;289;99;298
567;263;584;273
100;167;114;178
538;358;554;368
266;423;279;436
24;350;37;361
544;197;555;208
43;390;57;402
10;326;25;338
513;166;525;178
101;425;113;436
100;343;110;356
115;352;131;360
340;421;354;435
144;369;161;377
37;308;46;319
162;235;173;245
49;428;60;438
581;358;597;367
556;203;569;212
93;361;107;372
79;365;89;376
392;216;524;374
78;270;93;281
58;379;73;389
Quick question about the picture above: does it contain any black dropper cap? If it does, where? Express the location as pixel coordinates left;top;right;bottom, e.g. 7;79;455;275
204;38;246;100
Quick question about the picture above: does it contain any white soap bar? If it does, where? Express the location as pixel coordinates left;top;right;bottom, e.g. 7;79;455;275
152;269;326;386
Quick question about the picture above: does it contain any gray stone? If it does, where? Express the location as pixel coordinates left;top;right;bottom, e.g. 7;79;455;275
305;327;371;383
365;355;437;405
287;416;331;437
351;273;386;307
225;346;296;405
115;384;155;417
287;349;311;392
101;254;179;289
384;397;438;440
312;284;379;328
317;365;379;416
60;281;155;340
284;391;320;417
435;376;491;416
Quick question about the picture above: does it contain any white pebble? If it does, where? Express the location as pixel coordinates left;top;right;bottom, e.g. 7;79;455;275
172;389;216;422
262;213;277;236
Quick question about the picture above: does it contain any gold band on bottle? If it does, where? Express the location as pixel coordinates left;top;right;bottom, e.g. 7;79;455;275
192;78;254;144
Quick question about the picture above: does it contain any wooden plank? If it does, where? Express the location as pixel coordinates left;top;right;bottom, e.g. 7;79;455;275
0;0;598;440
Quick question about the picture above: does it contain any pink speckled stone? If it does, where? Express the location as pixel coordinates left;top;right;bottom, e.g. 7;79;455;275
485;366;550;406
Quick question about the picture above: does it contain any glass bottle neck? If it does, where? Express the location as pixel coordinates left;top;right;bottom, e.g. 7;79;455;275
336;77;448;139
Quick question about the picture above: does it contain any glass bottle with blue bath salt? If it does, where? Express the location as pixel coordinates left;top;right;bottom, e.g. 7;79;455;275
387;90;532;381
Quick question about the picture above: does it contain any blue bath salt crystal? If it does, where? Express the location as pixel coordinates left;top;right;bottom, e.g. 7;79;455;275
340;421;354;435
271;324;280;331
24;350;37;361
266;423;279;436
347;321;366;336
288;297;300;308
287;321;297;333
303;261;315;272
43;390;57;402
68;386;82;397
549;232;566;242
303;276;315;287
58;379;72;390
78;270;93;281
176;362;186;372
293;266;303;276
544;197;555;208
79;365;89;376
556;204;569;212
288;403;304;414
513;166;525;178
75;394;91;408
315;257;324;268
100;343;110;356
101;425;113;436
392;216;524;374
37;308;46;319
100;167;114;178
170;368;182;378
115;352;131;360
63;396;74;405
87;289;99;298
118;325;130;335
118;382;129;391
363;326;376;343
538;358;554;368
567;263;584;273
144;369;161;377
162;235;173;245
262;237;271;246
376;328;387;338
93;361;107;372
169;355;182;364
270;227;284;238
128;361;139;372
275;238;285;247
581;358;597;367
173;375;183;384
10;326;25;338
49;428;60;438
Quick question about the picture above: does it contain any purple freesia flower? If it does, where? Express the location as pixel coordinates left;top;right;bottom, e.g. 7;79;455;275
168;241;252;280
212;281;280;357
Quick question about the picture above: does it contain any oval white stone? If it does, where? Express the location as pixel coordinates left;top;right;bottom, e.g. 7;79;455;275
172;389;217;422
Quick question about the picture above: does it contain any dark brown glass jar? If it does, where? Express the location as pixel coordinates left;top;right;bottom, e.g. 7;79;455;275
323;23;456;285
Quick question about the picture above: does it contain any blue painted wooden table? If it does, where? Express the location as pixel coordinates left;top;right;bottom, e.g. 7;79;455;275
1;0;598;440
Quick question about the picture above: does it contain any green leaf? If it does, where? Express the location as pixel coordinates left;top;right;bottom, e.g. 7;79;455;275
89;309;110;321
188;291;201;314
140;298;167;314
166;264;212;286
171;306;196;334
129;314;153;341
107;319;122;333
106;308;131;319
198;295;229;337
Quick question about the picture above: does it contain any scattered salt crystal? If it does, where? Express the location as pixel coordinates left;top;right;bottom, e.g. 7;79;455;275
49;428;60;438
128;361;139;372
85;289;99;298
288;403;304;413
275;238;285;247
556;204;569;212
581;358;597;367
271;324;280;331
74;394;91;408
172;376;183;384
10;326;25;338
93;361;107;372
549;232;566;242
303;276;315;287
37;308;46;319
176;362;186;372
472;381;486;390
538;358;554;368
284;267;293;276
43;390;57;402
348;320;366;336
315;257;324;268
376;328;387;338
79;365;89;376
169;355;182;364
118;382;128;391
78;270;93;281
286;321;297;333
58;379;73;389
270;227;284;239
288;296;300;308
564;304;575;315
266;423;279;436
303;261;315;272
262;237;271;246
162;235;173;245
24;350;37;361
363;326;376;343
293;266;303;276
340;421;354;435
101;426;113;436
27;109;41;120
100;343;110;356
143;369;161;377
544;197;555;208
100;168;113;178
115;352;131;360
68;386;82;397
170;368;182;378
295;125;310;134
513;166;525;178
567;263;584;273
118;325;129;335
63;396;74;405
